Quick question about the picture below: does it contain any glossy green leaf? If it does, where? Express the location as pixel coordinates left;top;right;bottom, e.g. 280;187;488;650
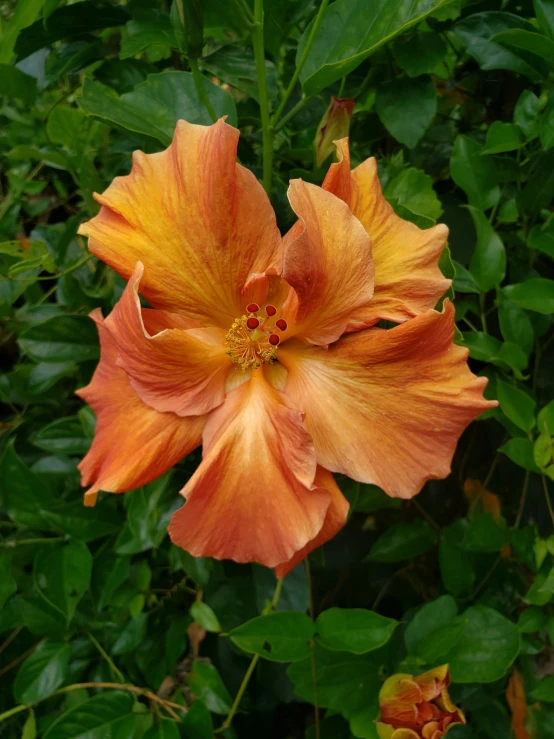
531;674;554;701
0;441;55;528
297;0;450;96
491;28;554;67
483;121;526;153
529;223;554;259
229;612;315;662
32;417;90;455
0;552;17;608
78;72;236;146
450;135;500;211
120;19;176;59
536;0;554;38
0;64;37;103
14;2;130;61
392;32;448;77
499;438;541;472
497;380;536;432
315;608;398;654
368;521;437;562
376;76;436;148
19;315;99;363
439;531;475;597
190;601;222;633
201;47;277;102
187;661;232;714
539;401;554;435
14;640;71;704
514;90;540;138
447;606;520;682
405;595;458;655
504;279;554;313
179;701;213;739
34;540;92;623
498;298;534;357
43;691;136;739
0;0;46;64
467;206;506;291
518;151;554;214
384;167;442;222
463;513;511;552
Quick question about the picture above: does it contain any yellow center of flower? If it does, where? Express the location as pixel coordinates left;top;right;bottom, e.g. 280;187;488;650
225;303;286;371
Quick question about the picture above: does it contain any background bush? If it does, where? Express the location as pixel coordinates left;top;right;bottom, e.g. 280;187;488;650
1;0;554;737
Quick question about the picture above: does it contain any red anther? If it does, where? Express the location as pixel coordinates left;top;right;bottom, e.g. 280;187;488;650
246;303;259;313
265;305;277;316
269;333;280;346
246;317;260;330
275;319;288;331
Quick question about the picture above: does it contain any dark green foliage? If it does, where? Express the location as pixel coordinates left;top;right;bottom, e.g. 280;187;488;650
0;1;553;738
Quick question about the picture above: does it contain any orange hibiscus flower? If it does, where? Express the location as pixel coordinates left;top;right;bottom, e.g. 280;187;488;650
77;119;494;575
376;665;466;739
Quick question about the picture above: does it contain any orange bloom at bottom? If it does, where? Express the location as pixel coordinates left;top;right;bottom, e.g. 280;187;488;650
376;666;466;739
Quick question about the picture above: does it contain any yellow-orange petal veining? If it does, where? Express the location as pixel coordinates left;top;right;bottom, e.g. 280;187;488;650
274;466;349;577
323;139;450;327
79;119;282;327
278;301;496;498
168;371;332;568
106;262;231;416
282;179;374;345
76;310;205;500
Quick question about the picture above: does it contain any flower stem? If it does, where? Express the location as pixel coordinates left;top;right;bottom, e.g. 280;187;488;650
189;57;218;123
273;96;312;133
252;0;273;194
87;632;125;683
271;0;330;127
217;577;284;732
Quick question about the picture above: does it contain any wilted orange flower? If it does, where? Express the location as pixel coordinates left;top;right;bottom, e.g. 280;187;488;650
376;665;466;739
77;119;494;574
314;96;355;167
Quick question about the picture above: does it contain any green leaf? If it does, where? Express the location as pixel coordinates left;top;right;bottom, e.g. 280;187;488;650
21;712;37;739
180;701;213;739
466;206;506;291
26;361;77;395
538;401;554;435
450;135;500;211
514;90;540;139
453;12;547;78
115;474;179;554
540;103;554;150
0;441;55;529
518;606;547;633
535;434;553;468
518;151;554;215
525;570;554;606
498;298;534;357
503;279;554;313
384;167;442;222
32;417;90;455
0;0;46;64
531;674;554;702
0;552;17;608
19;315;99;363
46;107;87;151
375;76;436;149
439;530;475;597
499;438;541;473
392;31;448;77
536;0;554;39
287;645;380;715
368;521;437;562
34;540;92;623
43;691;136;739
463;513;511;552
529;224;554;259
405;595;458;655
483;121;526;153
190;601;222;633
14;640;71;704
111;612;148;655
201;47;277;102
43;501;123;543
297;0;450;96
0;64;36;103
446;605;520;682
144;719;180;739
315;608;398;654
187;661;232;714
78;72;236;147
452;262;480;294
14;2;130;61
120;19;177;59
497;380;536;432
491;28;554;68
229;612;315;662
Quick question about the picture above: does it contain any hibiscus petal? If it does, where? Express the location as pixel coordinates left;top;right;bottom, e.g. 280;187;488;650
323;139;450;326
282;179;374;345
278;301;495;498
168;371;332;567
77;310;205;503
274;466;349;578
79;119;282;326
106;262;231;416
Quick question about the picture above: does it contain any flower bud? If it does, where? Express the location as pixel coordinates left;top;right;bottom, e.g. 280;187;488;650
314;96;354;168
376;665;466;739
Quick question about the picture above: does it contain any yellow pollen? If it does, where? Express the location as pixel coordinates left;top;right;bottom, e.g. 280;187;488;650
225;314;278;370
